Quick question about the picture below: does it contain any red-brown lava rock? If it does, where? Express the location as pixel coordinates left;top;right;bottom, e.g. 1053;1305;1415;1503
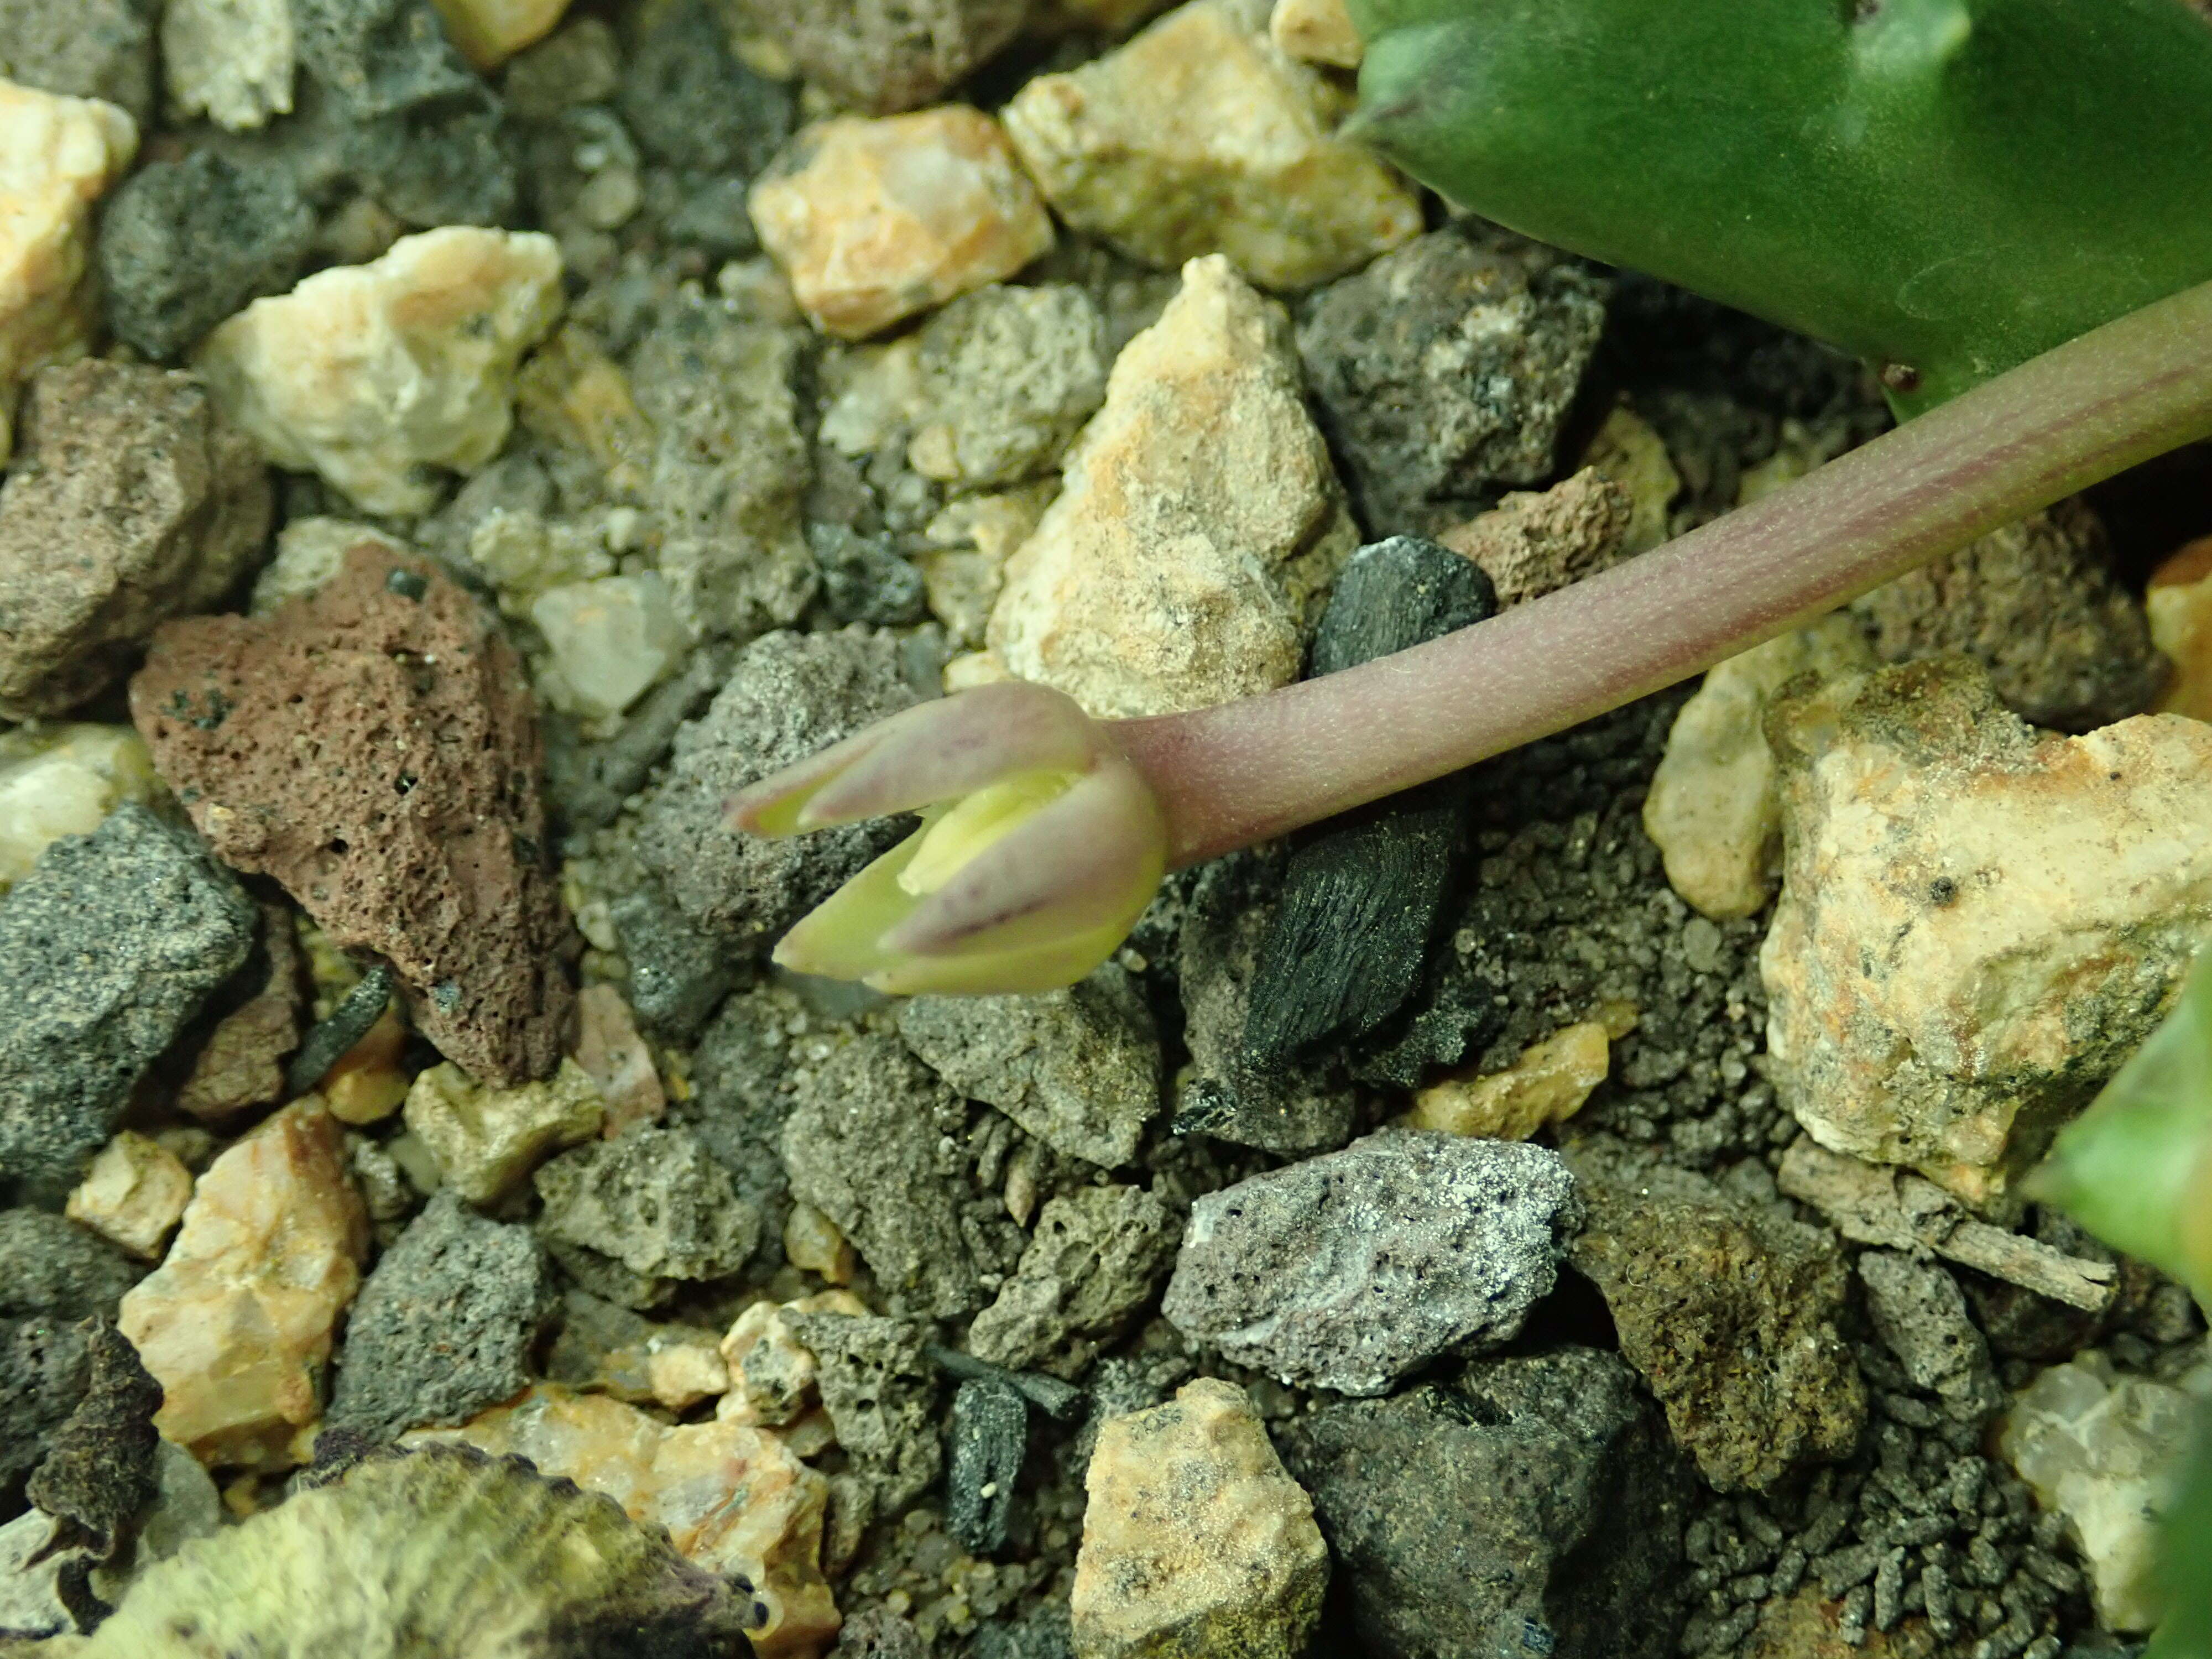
129;543;575;1085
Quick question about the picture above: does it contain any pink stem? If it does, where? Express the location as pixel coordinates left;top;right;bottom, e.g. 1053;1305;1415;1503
1112;277;2212;869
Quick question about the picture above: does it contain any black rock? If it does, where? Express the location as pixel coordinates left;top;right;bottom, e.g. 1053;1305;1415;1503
327;1191;557;1443
946;1378;1027;1557
610;876;745;1044
811;525;926;627
1244;539;1495;1066
0;805;259;1204
288;962;397;1097
98;151;316;362
1;1318;92;1522
1279;1347;1692;1659
618;0;794;176
969;1604;1074;1659
1298;222;1609;536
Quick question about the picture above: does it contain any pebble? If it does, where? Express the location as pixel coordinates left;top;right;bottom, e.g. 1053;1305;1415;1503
781;1036;995;1317
908;284;1110;490
534;1125;761;1300
1406;1020;1611;1141
0;724;158;891
633;627;919;952
750;108;1053;342
1161;1131;1578;1395
0;79;136;462
1298;221;1610;534
503;15;615;119
784;1203;857;1285
2000;1349;2212;1631
1072;1378;1328;1659
989;254;1358;718
530;573;693;720
1760;657;2212;1207
174;903;307;1123
2147;534;2212;724
719;1291;864;1426
0;805;258;1205
782;1311;945;1515
947;1378;1029;1557
116;1102;369;1470
430;0;571;67
62;1133;194;1261
1437;466;1636;607
286;962;397;1099
1857;1251;2002;1422
572;984;664;1136
160;0;295;131
97;150;314;361
195;227;565;516
133;545;578;1087
0;1211;141;1323
1852;499;2164;732
1280;1347;1692;1659
897;965;1162;1170
729;0;1026;114
402;1058;603;1207
325;1191;555;1444
1175;851;1359;1151
615;0;791;176
409;1385;841;1659
1003;0;1418;293
1564;1135;1866;1492
837;1605;933;1658
967;1185;1181;1379
0;0;152;119
1241;536;1496;1062
1642;613;1876;921
0;359;272;720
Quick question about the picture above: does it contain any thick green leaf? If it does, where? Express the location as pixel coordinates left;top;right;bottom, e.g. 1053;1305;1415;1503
2149;1416;2212;1659
1346;0;2212;413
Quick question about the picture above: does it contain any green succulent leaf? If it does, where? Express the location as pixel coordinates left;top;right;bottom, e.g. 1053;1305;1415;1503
1345;0;2212;413
2150;1420;2212;1659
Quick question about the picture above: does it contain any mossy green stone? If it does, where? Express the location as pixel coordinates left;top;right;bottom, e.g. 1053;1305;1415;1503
1348;0;2212;413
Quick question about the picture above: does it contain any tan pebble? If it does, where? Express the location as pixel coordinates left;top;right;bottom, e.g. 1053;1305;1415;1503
574;984;666;1136
1406;1021;1610;1142
401;1058;604;1205
781;1201;856;1284
1269;0;1361;66
163;0;295;131
644;1340;732;1412
430;0;573;68
322;1008;413;1126
0;81;137;462
117;1102;369;1470
2149;535;2212;725
65;1130;194;1259
1437;468;1634;608
749;108;1053;341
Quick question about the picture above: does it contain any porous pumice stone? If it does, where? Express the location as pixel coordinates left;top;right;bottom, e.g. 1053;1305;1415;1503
71;1442;758;1657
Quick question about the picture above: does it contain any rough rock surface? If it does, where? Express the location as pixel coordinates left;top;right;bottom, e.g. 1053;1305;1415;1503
0;0;153;118
0;359;272;719
97;150;315;361
1406;1020;1611;1142
0;805;257;1204
1299;221;1609;534
0;80;137;464
402;1058;603;1205
1161;1131;1578;1395
175;902;306;1121
781;1312;943;1514
0;1212;141;1324
731;0;1026;114
966;1185;1180;1379
132;544;577;1086
1856;1251;2001;1421
0;723;159;893
196;228;565;517
1280;1347;1692;1659
117;1102;369;1470
909;285;1110;491
1175;851;1359;1152
1760;658;2212;1207
1072;1378;1328;1659
946;1377;1027;1556
750;109;1054;341
989;254;1358;719
897;966;1162;1169
533;1126;761;1300
326;1191;556;1444
779;1035;991;1318
63;1132;194;1261
1242;536;1495;1062
161;0;295;131
1437;467;1635;608
412;1383;839;1657
1851;499;2166;732
633;628;919;951
1563;1136;1865;1491
1002;0;1419;293
1642;614;1875;922
616;0;791;175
